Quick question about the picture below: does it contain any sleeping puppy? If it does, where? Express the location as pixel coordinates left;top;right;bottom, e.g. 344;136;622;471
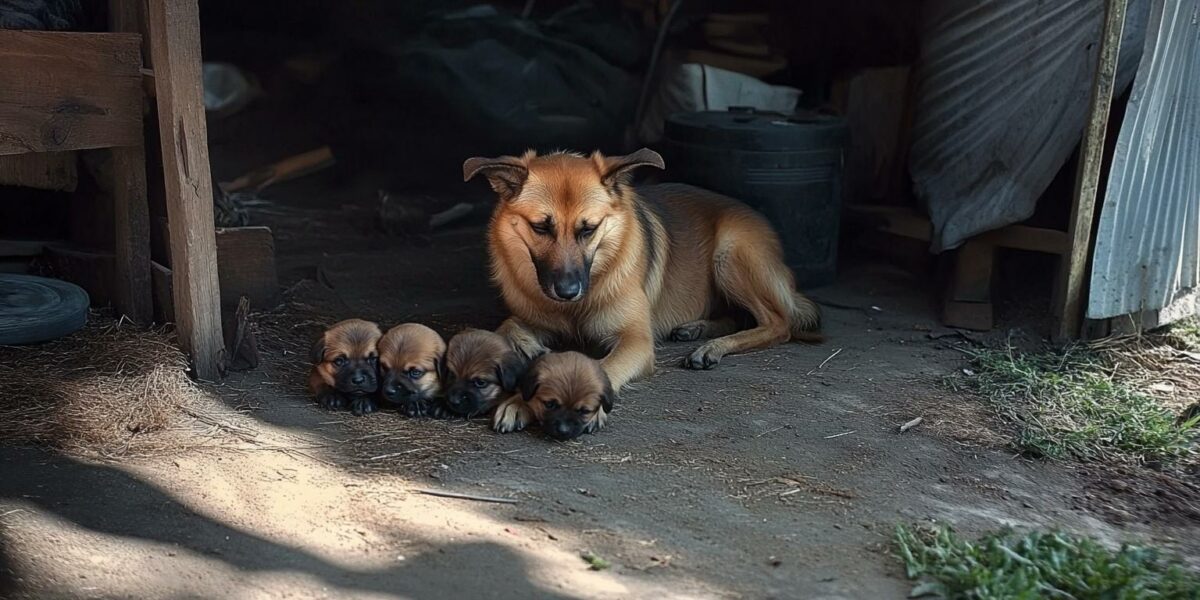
377;323;447;418
496;351;615;440
443;328;526;418
309;319;382;416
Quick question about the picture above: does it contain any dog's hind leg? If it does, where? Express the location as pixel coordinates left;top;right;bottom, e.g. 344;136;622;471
684;236;794;370
669;317;738;342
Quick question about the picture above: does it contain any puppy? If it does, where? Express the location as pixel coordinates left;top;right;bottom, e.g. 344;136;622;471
309;319;382;416
495;351;615;439
377;323;447;417
442;328;526;417
465;149;821;396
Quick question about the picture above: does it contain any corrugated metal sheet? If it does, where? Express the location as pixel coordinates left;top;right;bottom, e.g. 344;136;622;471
909;0;1148;252
1087;0;1200;321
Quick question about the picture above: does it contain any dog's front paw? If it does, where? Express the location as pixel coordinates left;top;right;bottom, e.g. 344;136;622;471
684;343;724;370
426;400;451;419
317;392;348;411
398;396;428;418
350;395;378;416
492;396;532;433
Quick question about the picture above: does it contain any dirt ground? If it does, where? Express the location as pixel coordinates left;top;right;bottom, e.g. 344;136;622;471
3;173;1199;599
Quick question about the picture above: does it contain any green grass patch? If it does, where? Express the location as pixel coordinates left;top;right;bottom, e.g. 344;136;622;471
953;345;1197;465
895;524;1200;599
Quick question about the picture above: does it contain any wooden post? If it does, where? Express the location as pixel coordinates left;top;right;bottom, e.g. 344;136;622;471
146;0;224;380
107;0;152;325
1053;0;1127;340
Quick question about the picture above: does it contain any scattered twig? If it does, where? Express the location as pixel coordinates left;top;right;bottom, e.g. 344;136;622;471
369;448;428;461
899;416;924;433
824;430;856;439
778;488;802;497
755;425;785;438
807;348;843;375
414;489;519;504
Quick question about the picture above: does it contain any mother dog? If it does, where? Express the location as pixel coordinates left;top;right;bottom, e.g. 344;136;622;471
464;148;821;395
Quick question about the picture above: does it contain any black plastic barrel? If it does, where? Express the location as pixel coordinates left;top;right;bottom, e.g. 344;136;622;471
661;108;847;287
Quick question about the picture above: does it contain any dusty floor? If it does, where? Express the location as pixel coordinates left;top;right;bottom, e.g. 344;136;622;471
2;177;1199;600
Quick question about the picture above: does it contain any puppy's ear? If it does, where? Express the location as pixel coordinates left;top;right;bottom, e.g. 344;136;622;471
597;148;665;188
518;366;540;402
463;155;528;201
599;376;616;413
310;335;326;364
434;357;446;381
496;351;527;392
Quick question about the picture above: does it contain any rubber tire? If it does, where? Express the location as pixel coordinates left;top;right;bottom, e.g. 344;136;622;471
0;274;90;345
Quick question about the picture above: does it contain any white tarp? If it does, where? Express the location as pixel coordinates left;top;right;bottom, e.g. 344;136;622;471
1088;0;1200;321
909;0;1148;252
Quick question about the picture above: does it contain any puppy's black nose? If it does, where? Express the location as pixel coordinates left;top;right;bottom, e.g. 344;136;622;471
553;279;582;300
385;385;399;397
351;372;367;385
553;421;575;439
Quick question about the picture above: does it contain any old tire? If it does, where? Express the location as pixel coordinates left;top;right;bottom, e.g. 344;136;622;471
0;274;89;345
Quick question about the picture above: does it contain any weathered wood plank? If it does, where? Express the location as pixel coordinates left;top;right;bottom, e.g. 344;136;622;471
148;0;224;380
0;151;77;191
1053;0;1128;340
216;226;278;309
0;31;144;155
109;145;153;324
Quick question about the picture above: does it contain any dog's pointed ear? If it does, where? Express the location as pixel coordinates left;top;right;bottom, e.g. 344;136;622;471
598;148;665;188
496;351;527;392
463;155;529;201
599;375;616;412
310;335;326;364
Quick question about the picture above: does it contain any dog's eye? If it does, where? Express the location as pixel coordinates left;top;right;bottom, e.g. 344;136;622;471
530;221;553;236
407;368;425;379
576;407;592;415
544;399;560;410
368;356;378;366
334;356;348;367
472;378;490;389
577;224;597;239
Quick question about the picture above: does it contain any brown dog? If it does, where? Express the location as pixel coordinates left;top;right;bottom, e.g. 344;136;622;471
494;351;615;439
309;319;383;416
463;148;821;398
442;328;526;417
377;323;447;417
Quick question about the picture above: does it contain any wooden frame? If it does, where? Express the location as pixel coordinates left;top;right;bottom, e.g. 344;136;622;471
0;0;223;380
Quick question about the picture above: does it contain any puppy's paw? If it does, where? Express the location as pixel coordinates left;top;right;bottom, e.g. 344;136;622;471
350;395;378;416
684;343;724;370
501;325;549;361
398;397;427;418
669;321;706;342
317;392;347;411
426;401;451;419
492;397;532;433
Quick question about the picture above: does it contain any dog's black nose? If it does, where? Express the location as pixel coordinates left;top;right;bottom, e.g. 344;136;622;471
385;385;399;397
351;372;367;385
553;280;582;300
552;421;575;439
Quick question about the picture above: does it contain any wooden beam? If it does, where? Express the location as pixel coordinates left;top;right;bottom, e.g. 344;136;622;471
1053;0;1128;340
215;226;279;309
147;0;224;380
0;151;77;191
0;31;144;155
109;145;153;324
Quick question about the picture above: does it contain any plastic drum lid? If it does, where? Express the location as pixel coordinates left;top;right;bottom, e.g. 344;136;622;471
664;108;847;151
0;273;89;345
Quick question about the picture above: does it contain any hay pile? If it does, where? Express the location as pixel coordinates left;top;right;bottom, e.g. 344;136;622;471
0;312;210;456
1090;326;1200;418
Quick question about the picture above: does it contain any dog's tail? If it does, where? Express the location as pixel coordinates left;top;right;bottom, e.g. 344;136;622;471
788;291;824;343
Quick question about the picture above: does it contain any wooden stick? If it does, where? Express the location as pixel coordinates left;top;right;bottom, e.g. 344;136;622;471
823;430;856;439
899;416;924;433
1053;0;1128;341
414;489;519;504
221;146;335;193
